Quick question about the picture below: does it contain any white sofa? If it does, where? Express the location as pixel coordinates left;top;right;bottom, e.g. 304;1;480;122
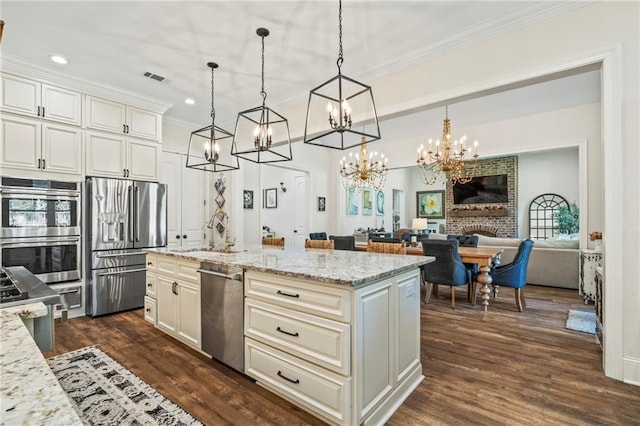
473;235;580;289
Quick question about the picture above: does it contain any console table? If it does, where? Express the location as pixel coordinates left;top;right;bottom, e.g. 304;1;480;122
579;249;602;303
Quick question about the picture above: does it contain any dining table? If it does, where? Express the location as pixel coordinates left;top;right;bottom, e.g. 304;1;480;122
355;243;504;311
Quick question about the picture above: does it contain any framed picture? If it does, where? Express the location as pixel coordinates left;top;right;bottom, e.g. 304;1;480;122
264;188;277;209
417;190;445;219
243;190;254;209
376;190;384;216
346;190;358;215
362;188;373;216
318;196;326;212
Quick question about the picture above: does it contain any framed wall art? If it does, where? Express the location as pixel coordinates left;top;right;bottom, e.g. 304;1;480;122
346;190;358;215
243;190;254;209
416;190;445;219
264;188;277;209
376;190;384;216
362;188;373;216
318;196;326;212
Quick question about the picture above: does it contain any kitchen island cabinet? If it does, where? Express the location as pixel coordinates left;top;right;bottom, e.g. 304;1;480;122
146;246;431;425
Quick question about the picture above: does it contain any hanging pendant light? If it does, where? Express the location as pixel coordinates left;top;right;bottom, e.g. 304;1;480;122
186;62;239;172
303;0;381;150
232;28;292;164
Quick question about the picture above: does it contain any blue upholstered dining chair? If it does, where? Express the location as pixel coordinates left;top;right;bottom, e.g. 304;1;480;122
329;235;356;251
447;234;479;298
475;239;534;312
421;239;472;309
309;232;328;240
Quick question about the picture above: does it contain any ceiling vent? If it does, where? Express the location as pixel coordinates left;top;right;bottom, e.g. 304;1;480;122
143;72;165;82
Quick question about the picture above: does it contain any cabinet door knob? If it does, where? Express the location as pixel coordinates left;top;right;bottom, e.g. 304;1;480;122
183;235;187;239
176;235;181;239
147;283;152;287
145;308;151;312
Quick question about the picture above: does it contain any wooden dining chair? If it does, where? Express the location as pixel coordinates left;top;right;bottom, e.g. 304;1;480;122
366;240;407;255
305;239;334;249
262;237;285;247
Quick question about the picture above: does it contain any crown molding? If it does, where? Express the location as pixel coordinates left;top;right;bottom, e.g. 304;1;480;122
356;1;597;83
0;54;172;114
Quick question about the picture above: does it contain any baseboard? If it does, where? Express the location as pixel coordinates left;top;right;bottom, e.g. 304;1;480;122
623;356;640;386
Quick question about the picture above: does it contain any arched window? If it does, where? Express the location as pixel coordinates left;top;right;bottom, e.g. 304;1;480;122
528;193;569;240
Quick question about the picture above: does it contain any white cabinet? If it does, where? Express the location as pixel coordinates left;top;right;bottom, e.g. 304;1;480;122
161;151;206;249
85;130;160;180
148;254;201;350
0;114;83;175
244;268;423;425
1;73;82;126
85;95;161;140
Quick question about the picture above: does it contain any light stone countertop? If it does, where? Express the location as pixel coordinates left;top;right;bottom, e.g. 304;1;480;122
146;245;433;287
0;302;82;425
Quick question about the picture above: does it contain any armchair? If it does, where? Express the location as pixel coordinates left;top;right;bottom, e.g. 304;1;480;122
329;235;356;251
474;239;534;311
309;232;328;240
421;239;471;308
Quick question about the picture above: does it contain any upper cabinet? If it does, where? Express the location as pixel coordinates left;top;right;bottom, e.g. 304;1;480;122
85;95;161;141
0;114;83;176
85;130;160;181
0;73;82;126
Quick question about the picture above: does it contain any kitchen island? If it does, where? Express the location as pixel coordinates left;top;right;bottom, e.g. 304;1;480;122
0;302;82;425
145;246;432;425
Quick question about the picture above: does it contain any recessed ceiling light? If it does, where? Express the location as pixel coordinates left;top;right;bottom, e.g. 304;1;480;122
184;98;195;105
49;55;68;65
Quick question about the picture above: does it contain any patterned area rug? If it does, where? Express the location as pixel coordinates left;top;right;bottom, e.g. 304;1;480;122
565;310;596;334
47;346;202;425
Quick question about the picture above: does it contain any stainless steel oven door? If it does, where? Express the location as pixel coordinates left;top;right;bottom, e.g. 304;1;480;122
1;189;80;238
0;236;81;283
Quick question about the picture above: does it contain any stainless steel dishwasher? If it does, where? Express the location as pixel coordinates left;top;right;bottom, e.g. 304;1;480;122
198;262;245;373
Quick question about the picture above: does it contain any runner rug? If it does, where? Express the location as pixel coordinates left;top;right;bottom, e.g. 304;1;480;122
565;309;596;334
47;346;202;425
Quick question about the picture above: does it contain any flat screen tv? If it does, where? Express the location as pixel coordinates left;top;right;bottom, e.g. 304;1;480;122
453;174;508;204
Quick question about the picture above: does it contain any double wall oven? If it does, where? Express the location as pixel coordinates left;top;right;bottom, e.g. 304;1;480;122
0;177;82;284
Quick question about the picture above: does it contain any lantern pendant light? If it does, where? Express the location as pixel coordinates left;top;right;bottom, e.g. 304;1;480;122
186;62;239;172
303;0;381;150
232;28;292;164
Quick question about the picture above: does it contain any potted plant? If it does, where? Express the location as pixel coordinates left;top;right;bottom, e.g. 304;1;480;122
554;202;579;235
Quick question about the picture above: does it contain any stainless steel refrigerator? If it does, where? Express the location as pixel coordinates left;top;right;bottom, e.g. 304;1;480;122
86;177;167;316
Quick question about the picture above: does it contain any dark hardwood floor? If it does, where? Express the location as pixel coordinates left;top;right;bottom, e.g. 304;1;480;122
45;285;640;425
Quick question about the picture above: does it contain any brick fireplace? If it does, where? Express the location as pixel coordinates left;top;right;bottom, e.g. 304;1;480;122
445;156;518;238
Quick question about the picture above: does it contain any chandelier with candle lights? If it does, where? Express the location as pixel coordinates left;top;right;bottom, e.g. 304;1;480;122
416;106;479;185
340;136;388;191
186;62;239;172
232;28;292;164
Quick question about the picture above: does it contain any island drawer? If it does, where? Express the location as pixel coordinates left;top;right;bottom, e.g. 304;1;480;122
144;296;156;325
146;253;157;271
146;272;156;297
245;338;351;425
155;256;200;284
245;271;350;322
245;299;350;376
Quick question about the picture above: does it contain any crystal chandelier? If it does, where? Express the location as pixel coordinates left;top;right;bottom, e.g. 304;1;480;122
303;0;381;150
232;28;292;164
416;106;479;185
340;136;388;191
186;62;239;172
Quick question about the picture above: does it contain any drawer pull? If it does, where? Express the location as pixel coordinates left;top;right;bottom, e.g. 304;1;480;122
276;290;299;298
277;370;300;385
276;326;299;337
145;308;151;312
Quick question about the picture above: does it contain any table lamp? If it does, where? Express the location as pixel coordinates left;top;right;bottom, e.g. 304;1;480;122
412;218;428;235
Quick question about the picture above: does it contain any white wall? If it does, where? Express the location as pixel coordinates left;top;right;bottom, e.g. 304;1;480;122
518;148;580;238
